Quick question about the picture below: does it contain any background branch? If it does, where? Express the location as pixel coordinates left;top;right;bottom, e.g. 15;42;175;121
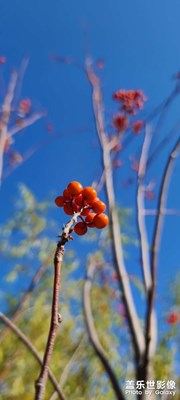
83;257;125;400
0;312;66;400
85;59;145;364
144;137;180;380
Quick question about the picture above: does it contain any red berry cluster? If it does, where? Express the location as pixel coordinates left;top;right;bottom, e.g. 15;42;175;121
55;181;109;235
113;89;147;115
112;89;146;137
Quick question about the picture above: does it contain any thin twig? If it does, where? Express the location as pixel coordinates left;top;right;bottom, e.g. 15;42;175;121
85;59;145;364
83;257;125;400
0;256;52;343
3;127;92;181
0;312;66;400
9;111;46;137
144;138;180;380
0;70;18;183
49;334;86;400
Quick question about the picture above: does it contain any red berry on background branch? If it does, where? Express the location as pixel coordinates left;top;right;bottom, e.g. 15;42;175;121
132;120;143;134
166;311;179;324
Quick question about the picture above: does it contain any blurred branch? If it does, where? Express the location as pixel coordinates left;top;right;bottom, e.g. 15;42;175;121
144;137;180;381
83;257;125;400
0;256;52;344
0;312;66;400
85;58;145;364
0;70;18;184
13;57;30;106
147;119;180;169
9;111;45;137
136;125;157;382
137;125;152;292
143;208;180;216
49;334;86;400
3;127;92;181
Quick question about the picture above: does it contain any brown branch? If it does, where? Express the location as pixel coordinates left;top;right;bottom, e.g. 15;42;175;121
85;59;145;364
34;211;81;400
83;257;125;400
144;138;180;380
0;312;66;400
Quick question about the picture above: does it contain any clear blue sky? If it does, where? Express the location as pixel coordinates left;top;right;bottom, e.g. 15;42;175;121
0;0;180;316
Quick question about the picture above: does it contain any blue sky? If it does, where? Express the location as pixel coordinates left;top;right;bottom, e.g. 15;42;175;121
0;0;180;320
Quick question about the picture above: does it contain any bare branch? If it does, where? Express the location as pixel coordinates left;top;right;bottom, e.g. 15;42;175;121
0;70;18;183
137;125;153;292
144;138;180;380
83;257;125;400
136;125;157;381
49;335;86;400
0;312;66;400
9;111;46;137
85;59;145;363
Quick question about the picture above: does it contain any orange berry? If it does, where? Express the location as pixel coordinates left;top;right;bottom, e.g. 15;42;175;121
82;187;97;202
81;208;90;216
64;203;74;215
91;198;106;213
85;213;96;227
94;213;109;229
54;196;65;207
74;193;84;206
63;188;71;200
167;312;179;324
67;181;83;196
74;222;87;236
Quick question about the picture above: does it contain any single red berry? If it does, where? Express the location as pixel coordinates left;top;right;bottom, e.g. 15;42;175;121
167;311;179;324
91;198;106;213
55;196;65;207
94;213;109;229
74;222;87;236
63;188;71;200
82;187;97;202
64;203;74;215
132;120;143;134
67;181;83;196
74;193;84;206
81;208;90;216
85;213;96;227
